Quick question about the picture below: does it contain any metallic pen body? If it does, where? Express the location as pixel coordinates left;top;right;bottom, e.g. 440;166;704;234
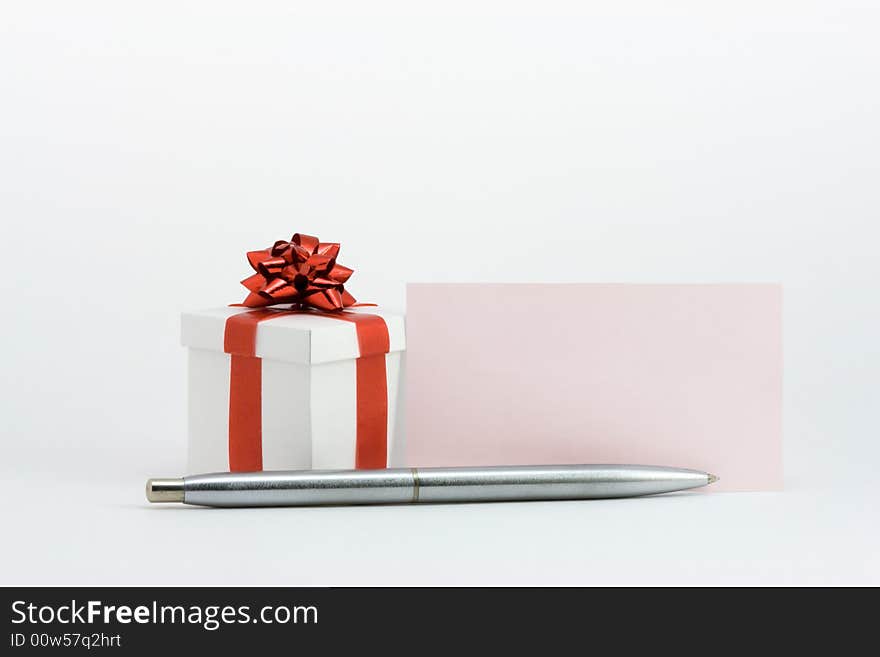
148;465;715;507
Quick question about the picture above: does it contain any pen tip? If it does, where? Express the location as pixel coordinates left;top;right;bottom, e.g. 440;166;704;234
146;478;185;503
707;473;719;485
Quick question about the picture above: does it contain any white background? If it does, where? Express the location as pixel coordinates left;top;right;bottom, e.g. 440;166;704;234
1;1;878;585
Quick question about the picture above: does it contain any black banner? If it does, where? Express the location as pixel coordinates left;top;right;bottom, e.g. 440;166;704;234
0;586;867;651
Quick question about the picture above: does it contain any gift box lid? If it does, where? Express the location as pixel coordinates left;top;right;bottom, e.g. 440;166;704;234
181;306;405;365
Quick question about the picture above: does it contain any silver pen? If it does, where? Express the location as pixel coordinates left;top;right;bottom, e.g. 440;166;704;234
146;465;718;507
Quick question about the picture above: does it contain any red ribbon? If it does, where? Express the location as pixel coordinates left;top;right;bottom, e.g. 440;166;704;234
223;233;390;471
239;232;358;312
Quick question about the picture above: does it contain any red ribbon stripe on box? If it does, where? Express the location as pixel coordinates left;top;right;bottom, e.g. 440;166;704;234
222;232;391;472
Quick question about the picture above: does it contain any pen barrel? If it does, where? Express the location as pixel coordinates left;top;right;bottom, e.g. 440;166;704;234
182;465;710;507
414;465;708;502
184;469;415;507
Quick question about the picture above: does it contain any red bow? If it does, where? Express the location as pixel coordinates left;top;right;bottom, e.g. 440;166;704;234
239;233;357;311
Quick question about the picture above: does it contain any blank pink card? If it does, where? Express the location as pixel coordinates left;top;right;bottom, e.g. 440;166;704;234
405;284;782;491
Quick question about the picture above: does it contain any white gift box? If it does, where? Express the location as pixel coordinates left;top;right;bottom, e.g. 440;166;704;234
181;306;405;473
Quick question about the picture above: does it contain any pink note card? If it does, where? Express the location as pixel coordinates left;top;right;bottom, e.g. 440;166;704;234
405;284;782;492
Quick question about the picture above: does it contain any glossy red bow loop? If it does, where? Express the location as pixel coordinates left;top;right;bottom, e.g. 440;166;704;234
239;232;358;311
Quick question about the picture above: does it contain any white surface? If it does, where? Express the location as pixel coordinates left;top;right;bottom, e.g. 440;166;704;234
0;453;876;586
1;1;879;585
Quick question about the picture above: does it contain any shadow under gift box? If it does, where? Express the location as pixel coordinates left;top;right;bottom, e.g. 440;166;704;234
181;306;406;473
